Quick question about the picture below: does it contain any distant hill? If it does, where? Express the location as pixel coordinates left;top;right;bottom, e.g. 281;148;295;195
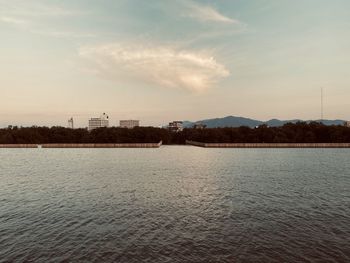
183;116;346;128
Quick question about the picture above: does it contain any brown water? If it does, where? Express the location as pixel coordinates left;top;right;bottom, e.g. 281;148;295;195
0;147;349;262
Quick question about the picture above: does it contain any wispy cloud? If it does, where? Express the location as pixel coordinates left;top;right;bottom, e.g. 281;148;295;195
182;0;239;24
0;1;91;38
79;43;230;92
0;16;28;26
33;30;95;38
0;1;87;17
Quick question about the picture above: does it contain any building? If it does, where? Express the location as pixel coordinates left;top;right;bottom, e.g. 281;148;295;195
168;121;183;132
120;120;140;129
345;121;350;127
67;117;74;129
193;123;206;129
88;113;109;131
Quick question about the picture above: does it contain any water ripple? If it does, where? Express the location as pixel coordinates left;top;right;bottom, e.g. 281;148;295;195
0;147;349;262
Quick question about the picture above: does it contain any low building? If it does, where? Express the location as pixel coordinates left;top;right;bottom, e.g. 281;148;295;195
345;121;350;127
169;121;183;132
120;120;140;129
193;123;206;129
88;113;109;131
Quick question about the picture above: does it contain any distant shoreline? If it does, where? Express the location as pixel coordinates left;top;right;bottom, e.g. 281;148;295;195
2;123;350;145
1;141;350;148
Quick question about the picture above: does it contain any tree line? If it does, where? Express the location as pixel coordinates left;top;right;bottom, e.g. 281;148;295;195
1;122;350;144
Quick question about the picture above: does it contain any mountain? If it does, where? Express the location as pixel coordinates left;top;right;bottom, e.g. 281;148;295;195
183;116;262;128
183;116;346;128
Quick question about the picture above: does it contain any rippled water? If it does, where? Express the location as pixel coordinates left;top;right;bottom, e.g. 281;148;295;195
0;147;349;262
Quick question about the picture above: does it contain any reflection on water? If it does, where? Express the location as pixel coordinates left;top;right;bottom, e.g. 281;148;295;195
0;147;349;262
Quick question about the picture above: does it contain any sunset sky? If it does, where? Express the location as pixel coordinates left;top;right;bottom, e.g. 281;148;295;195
1;0;350;127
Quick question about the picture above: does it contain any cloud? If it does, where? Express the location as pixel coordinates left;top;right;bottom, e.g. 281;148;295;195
0;1;87;17
0;1;91;38
182;1;238;24
0;15;93;38
79;43;230;92
33;30;95;38
0;16;28;26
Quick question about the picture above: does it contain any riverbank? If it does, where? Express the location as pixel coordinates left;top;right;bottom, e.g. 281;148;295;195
2;124;350;146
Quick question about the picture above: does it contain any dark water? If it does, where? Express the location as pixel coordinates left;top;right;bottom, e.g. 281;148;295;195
0;147;349;263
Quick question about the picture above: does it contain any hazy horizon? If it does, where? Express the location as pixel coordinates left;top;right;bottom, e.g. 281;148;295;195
1;0;350;127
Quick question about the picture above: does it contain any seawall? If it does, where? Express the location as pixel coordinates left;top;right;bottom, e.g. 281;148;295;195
186;140;350;148
0;144;38;148
0;141;162;148
2;141;350;148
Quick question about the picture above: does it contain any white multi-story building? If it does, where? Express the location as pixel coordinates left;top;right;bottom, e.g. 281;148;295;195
88;113;109;131
168;121;183;132
67;117;74;129
119;120;140;129
346;121;350;127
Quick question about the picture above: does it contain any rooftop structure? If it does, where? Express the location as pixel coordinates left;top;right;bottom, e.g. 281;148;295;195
169;121;183;132
88;113;109;131
120;120;140;129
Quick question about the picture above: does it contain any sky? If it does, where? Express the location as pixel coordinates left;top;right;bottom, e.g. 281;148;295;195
1;0;350;127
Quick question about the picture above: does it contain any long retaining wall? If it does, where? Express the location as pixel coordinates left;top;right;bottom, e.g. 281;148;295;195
0;144;38;148
2;141;350;148
186;140;350;148
0;141;162;148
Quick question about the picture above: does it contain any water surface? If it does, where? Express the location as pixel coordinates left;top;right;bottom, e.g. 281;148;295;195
0;147;349;262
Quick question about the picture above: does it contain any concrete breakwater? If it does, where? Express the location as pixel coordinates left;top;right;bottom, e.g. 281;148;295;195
186;140;350;148
0;141;162;148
